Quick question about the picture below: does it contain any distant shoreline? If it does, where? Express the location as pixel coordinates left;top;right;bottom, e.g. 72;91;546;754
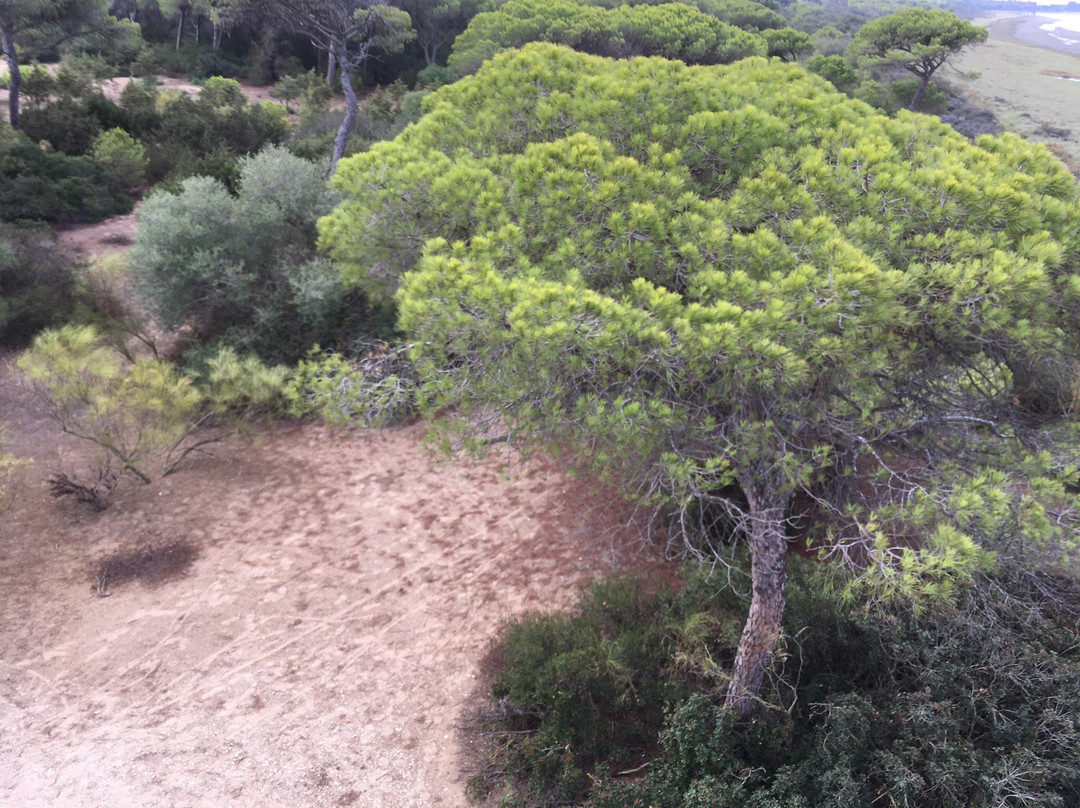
980;12;1080;56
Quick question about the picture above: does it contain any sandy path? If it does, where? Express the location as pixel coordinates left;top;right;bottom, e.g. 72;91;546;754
0;351;665;806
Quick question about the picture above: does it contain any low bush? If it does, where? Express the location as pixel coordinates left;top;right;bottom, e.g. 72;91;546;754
143;92;288;188
117;80;163;137
286;342;416;427
91;128;147;191
478;561;1080;808
71;252;157;361
0;222;77;343
132;146;388;363
0;123;132;223
131;43;213;79
806;54;857;94
470;570;748;806
888;77;949;114
415;64;455;89
0;435;30;517
190;51;243;83
271;70;332;116
18;324;289;508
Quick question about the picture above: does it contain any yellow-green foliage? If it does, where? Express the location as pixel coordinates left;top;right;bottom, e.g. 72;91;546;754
201;346;290;422
18;325;201;483
322;44;1080;599
17;325;289;488
448;0;766;75
0;440;30;517
91;128;147;191
286;345;416;428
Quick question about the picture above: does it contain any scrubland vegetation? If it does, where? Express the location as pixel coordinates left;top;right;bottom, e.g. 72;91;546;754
4;0;1080;805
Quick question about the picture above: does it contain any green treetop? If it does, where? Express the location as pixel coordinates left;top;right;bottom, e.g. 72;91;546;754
320;44;1080;717
0;0;129;128
448;0;765;76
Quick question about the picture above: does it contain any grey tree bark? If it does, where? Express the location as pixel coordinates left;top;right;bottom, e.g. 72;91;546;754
1;21;20;129
724;483;789;719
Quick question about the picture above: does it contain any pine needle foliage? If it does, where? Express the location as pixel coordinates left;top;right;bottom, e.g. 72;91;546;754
321;45;1080;712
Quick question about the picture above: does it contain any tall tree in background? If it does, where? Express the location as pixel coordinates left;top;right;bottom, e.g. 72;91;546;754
0;0;114;127
397;0;486;66
262;0;411;169
848;8;986;110
159;0;197;47
207;0;247;49
321;44;1080;717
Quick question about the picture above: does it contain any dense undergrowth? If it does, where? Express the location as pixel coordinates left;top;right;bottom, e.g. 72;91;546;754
472;561;1080;808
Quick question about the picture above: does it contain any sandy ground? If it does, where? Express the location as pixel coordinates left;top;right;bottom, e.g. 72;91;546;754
0;347;669;807
57;211;139;262
97;75;282;105
950;15;1080;169
0;72;338;125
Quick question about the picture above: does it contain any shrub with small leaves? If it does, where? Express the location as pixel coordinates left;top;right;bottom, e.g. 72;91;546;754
0;222;77;343
132;146;383;363
91;128;147;191
18;325;289;507
286;343;416;428
199;76;246;110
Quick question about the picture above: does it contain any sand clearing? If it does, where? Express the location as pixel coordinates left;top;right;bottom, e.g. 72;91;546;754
950;15;1080;169
0;349;668;807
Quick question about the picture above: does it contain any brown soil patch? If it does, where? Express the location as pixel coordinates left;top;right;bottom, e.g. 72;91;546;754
98;75;283;106
1;72;344;125
57;209;139;262
0;349;670;807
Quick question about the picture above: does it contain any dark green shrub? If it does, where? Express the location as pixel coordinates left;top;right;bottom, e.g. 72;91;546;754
888;77;949;114
22;96;101;154
578;565;1080;808
479;556;1080;808
21;92;128;156
142;92;288;188
0;223;77;344
0;122;132;224
130;48;163;78
117;81;163;137
806;54;857;94
18;65;56;107
190;51;243;82
415;64;455;89
472;571;749;807
136;43;201;78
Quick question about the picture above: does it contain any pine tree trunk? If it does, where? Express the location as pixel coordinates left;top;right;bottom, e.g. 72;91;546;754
1;22;20;129
175;9;186;49
326;50;336;89
909;75;930;111
332;57;358;172
725;488;789;719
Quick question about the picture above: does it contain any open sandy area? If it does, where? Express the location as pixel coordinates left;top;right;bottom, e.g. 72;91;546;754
949;14;1080;169
0;72;337;125
0;346;669;806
